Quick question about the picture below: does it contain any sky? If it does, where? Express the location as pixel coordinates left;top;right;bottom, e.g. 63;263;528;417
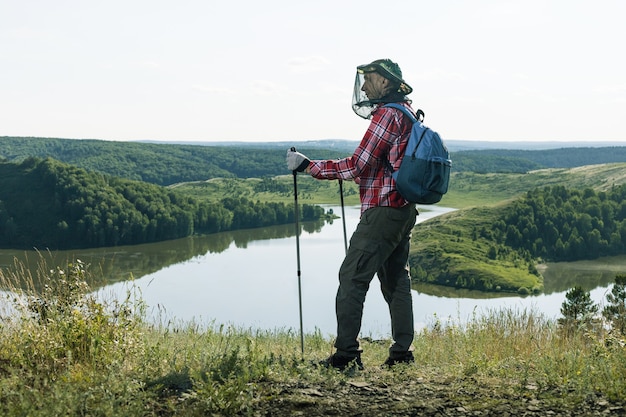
1;0;625;144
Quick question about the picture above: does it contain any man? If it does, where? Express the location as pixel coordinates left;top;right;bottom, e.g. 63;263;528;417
286;59;419;370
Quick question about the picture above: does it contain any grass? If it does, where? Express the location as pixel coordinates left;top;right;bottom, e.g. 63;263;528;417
1;257;625;415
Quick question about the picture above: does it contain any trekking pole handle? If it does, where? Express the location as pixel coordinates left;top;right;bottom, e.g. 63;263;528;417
290;147;298;174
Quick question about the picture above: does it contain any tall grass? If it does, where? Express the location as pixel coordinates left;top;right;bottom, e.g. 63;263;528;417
1;256;625;415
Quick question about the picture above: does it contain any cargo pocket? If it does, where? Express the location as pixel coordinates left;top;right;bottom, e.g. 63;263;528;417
348;238;380;274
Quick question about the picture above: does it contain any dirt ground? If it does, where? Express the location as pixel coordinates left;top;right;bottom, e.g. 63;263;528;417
251;375;626;416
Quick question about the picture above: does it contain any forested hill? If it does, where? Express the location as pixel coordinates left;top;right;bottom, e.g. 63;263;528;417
0;157;326;250
2;137;626;185
453;147;626;173
0;137;343;186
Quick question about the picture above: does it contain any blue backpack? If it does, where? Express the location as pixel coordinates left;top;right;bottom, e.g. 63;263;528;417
384;103;452;204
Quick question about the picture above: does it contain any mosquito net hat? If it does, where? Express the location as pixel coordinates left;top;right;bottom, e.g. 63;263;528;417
352;58;413;119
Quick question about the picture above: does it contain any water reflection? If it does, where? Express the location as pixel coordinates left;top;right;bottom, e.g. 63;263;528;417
413;259;626;300
540;257;626;294
0;219;327;288
2;205;623;295
413;282;520;300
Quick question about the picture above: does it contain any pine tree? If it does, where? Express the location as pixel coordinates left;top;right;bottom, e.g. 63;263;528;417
603;274;626;335
558;286;598;334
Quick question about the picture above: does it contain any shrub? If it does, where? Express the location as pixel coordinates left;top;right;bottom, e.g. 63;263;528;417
0;257;144;379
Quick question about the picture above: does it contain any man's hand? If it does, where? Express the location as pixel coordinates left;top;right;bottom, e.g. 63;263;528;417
286;148;310;172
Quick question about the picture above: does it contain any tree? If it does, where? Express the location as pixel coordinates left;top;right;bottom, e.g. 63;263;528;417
603;274;626;335
558;286;598;335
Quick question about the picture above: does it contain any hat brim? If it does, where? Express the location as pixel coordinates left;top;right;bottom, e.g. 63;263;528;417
357;63;412;95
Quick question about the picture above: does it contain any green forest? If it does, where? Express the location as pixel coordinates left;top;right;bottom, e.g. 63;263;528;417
0;137;343;186
495;185;626;261
0;157;327;250
4;136;626;185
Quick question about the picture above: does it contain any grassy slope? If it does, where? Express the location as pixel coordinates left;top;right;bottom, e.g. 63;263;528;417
171;175;362;206
411;204;542;294
444;163;626;208
1;260;624;415
174;163;626;209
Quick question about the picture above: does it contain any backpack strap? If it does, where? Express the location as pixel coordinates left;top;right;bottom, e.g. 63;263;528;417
384;103;418;124
384;103;425;123
382;103;426;173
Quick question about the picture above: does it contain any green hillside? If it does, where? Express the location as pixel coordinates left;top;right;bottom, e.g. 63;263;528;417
3;137;626;186
0;137;345;185
455;146;626;171
411;205;542;294
442;163;626;208
410;163;626;294
172;162;626;210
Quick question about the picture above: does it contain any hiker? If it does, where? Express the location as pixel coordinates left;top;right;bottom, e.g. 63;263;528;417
286;58;418;369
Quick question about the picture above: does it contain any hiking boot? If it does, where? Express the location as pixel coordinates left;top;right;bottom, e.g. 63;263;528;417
382;351;415;367
318;353;363;371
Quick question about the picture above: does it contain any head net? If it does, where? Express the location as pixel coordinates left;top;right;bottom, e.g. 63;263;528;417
351;59;413;119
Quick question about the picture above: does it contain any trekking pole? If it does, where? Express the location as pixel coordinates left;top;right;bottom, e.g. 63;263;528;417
290;147;305;358
338;179;348;254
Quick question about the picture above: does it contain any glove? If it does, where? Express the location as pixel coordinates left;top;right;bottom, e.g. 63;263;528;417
286;149;310;172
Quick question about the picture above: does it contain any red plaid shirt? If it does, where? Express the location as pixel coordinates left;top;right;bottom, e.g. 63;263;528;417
309;103;414;214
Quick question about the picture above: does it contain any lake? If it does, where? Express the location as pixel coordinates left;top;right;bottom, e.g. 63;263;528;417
0;205;621;339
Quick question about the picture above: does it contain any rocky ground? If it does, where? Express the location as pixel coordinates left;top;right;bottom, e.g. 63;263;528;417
252;375;626;416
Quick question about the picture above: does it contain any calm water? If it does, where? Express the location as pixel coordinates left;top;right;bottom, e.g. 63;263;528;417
1;205;620;338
